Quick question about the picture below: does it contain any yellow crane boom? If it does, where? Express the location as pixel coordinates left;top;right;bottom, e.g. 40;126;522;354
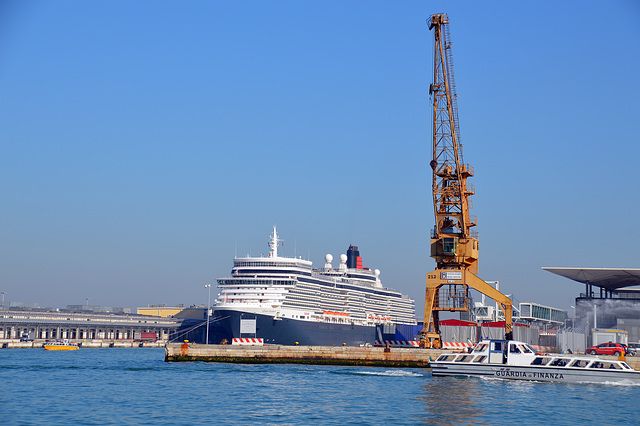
420;14;513;349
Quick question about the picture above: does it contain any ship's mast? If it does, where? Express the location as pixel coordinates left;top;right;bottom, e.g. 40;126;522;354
269;226;281;258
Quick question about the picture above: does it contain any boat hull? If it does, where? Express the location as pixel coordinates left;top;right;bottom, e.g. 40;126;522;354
431;361;640;384
44;345;79;351
207;308;380;346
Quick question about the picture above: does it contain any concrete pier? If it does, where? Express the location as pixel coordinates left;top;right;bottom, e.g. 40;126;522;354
165;343;640;370
165;343;446;368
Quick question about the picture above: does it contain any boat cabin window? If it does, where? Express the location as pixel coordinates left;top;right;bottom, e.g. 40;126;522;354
548;358;570;367
438;354;457;362
509;343;521;354
472;356;487;363
492;342;503;352
473;344;488;353
589;361;622;370
455;355;474;363
570;360;589;368
531;357;552;366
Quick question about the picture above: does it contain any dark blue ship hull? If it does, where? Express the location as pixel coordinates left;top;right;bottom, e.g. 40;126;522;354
205;309;380;346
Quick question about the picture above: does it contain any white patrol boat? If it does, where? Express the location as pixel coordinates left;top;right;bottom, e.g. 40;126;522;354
430;339;640;384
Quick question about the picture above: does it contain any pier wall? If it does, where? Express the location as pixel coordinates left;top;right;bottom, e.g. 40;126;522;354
165;343;443;368
165;343;640;370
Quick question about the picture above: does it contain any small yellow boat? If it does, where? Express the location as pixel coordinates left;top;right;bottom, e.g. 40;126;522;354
44;340;79;351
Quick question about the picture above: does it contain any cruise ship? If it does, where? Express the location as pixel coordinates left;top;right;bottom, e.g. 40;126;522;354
208;227;416;346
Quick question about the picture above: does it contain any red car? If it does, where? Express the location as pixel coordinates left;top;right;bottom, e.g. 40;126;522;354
586;342;628;356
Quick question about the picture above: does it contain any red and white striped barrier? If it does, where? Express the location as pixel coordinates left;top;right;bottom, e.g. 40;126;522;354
373;340;420;348
530;345;555;353
442;342;474;350
232;338;264;346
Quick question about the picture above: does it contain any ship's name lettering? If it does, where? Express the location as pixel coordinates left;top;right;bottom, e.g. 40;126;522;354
494;370;565;380
532;372;564;380
495;370;527;378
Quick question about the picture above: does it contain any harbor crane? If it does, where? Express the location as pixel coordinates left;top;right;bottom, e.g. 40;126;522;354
419;14;513;349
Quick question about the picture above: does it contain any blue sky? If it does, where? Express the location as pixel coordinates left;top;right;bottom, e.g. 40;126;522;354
1;1;639;316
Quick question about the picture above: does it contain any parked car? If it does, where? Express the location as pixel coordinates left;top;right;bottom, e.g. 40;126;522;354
586;342;628;356
626;343;640;356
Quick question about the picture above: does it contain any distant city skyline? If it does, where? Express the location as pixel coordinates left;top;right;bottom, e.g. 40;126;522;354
1;1;639;317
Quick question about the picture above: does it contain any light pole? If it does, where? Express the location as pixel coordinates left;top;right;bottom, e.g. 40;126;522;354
204;284;211;345
570;305;575;327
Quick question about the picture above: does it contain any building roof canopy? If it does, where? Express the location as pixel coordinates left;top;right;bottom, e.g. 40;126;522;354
542;267;640;291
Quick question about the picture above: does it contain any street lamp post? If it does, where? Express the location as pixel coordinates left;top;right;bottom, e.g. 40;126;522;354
570;305;576;327
204;284;211;345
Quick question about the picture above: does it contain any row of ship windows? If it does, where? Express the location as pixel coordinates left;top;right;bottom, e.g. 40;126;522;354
221;295;413;319
291;284;400;299
234;261;311;268
282;290;414;307
297;278;405;298
221;278;411;304
279;304;414;322
289;293;414;310
297;293;403;304
282;299;408;316
285;294;396;307
228;275;396;298
219;285;414;312
218;280;295;286
220;289;283;294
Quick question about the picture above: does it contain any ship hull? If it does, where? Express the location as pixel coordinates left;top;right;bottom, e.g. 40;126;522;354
207;308;379;346
431;361;640;384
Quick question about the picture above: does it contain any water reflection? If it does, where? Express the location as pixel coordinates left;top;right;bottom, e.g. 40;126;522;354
418;376;484;425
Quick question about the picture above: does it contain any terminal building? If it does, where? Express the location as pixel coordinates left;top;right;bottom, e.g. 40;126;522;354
0;308;180;341
544;267;640;343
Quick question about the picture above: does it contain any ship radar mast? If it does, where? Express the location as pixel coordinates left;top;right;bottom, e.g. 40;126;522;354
269;226;282;258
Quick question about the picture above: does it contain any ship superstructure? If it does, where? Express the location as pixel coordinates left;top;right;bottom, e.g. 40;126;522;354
210;227;416;345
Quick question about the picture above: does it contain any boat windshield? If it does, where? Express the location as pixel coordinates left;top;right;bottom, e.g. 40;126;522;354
519;344;535;354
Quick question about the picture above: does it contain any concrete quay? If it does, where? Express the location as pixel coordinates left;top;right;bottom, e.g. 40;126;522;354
165;343;640;370
165;343;446;367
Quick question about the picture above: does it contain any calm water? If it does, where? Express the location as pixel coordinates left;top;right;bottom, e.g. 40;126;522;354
1;348;640;425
